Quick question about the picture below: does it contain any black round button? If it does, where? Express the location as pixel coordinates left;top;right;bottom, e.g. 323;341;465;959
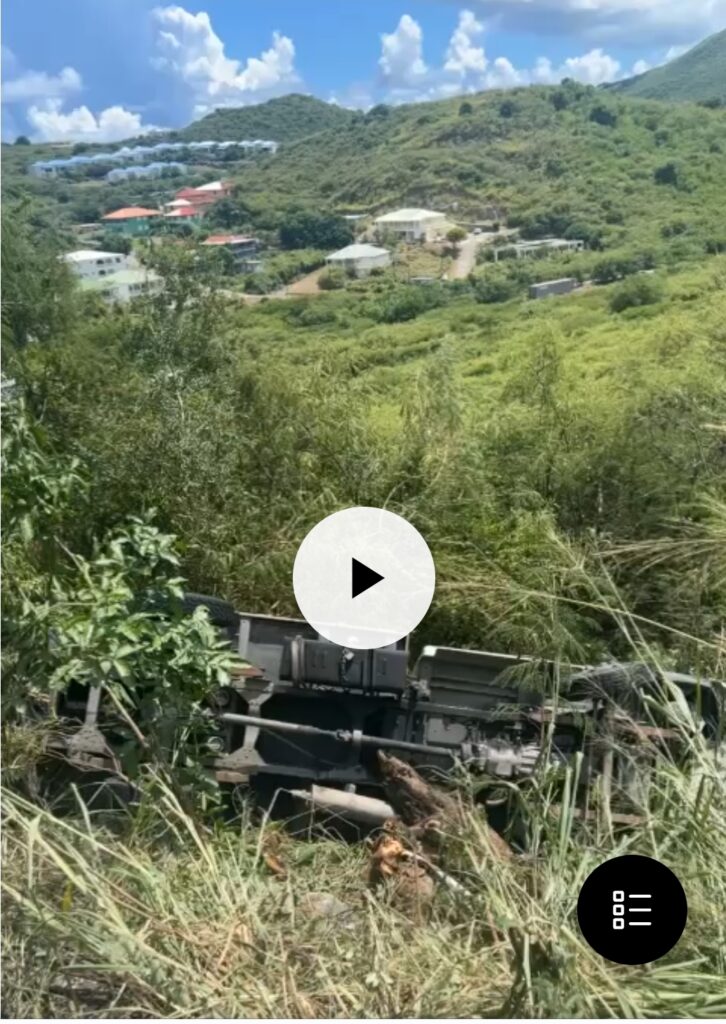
577;854;687;965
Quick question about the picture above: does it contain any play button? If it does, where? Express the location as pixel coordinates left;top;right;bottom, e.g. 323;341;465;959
351;558;384;599
293;507;436;650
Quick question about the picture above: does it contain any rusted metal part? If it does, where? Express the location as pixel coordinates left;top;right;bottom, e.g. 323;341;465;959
229;663;264;679
613;720;680;741
214;769;249;784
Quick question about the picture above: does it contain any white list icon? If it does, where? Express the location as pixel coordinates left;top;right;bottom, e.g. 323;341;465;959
612;889;651;929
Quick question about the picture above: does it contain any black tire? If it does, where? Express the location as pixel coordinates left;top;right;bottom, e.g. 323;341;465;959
181;592;238;630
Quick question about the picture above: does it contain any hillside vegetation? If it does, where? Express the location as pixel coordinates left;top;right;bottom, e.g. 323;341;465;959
175;93;356;143
609;29;726;104
222;83;726;253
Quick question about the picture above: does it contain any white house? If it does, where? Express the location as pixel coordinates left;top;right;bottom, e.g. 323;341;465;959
374;208;447;242
79;268;162;304
325;243;391;276
62;249;131;281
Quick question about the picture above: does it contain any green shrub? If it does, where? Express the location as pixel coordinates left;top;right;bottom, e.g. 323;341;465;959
318;266;347;290
589;105;617;127
371;283;447;323
279;209;353;250
654;162;679;186
609;274;665;313
473;275;518;303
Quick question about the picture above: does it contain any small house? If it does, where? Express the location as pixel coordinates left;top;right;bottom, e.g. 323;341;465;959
101;206;162;236
79;267;162;304
374;208;447;243
325;243;391;277
174;180;233;209
202;234;261;272
163;206;205;226
62;249;131;281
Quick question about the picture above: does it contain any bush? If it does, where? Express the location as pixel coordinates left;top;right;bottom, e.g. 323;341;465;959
279;209;353;251
473;275;518;304
654;162;679;187
499;100;517;119
591;250;656;284
371;283;446;323
446;226;467;243
589;105;618;127
318;266;347;290
609;274;664;313
459;101;473;116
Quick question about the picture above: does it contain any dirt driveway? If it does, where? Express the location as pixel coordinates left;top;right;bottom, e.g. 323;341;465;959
450;229;517;279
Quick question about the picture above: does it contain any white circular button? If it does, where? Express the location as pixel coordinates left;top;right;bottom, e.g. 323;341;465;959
292;506;436;650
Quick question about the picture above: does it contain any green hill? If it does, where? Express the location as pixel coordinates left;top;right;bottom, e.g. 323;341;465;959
227;83;726;255
607;29;726;103
175;93;356;143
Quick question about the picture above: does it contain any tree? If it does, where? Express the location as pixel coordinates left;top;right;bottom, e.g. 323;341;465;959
459;101;473;116
14;135;30;145
609;274;664;313
279;209;353;251
98;230;132;255
206;196;249;231
499;100;517;119
589;105;617;127
446;226;467;244
654;162;679;187
2;202;76;350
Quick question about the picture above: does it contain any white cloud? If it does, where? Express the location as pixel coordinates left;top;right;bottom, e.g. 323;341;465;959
457;1;726;43
560;47;622;84
27;99;157;143
375;10;637;102
2;64;82;103
379;14;428;83
480;46;663;89
444;9;487;74
663;43;690;61
485;56;524;88
153;5;298;114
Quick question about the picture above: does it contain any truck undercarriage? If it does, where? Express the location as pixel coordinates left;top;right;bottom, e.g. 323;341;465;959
46;597;723;818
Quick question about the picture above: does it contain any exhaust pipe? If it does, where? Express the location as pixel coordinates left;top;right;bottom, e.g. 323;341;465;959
289;784;394;826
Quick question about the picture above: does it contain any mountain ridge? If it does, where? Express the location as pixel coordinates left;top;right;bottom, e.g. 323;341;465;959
606;29;726;103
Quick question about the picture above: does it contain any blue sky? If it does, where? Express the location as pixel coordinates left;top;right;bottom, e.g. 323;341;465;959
2;1;724;142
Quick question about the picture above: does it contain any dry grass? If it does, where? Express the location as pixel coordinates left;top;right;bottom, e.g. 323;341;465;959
3;731;726;1018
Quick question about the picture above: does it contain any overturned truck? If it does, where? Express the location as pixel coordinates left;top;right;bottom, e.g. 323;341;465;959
51;595;723;815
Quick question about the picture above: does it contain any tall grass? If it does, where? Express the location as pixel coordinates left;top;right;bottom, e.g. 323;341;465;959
3;726;726;1018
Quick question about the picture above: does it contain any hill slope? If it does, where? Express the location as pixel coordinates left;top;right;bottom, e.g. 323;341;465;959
228;83;726;253
176;93;356;143
608;30;726;103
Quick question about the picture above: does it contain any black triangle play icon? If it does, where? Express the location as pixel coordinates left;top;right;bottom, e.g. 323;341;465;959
351;557;384;599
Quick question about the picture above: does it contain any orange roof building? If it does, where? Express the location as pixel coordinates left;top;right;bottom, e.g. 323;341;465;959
101;206;162;235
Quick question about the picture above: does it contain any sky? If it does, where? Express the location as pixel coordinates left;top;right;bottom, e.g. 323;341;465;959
2;1;725;143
